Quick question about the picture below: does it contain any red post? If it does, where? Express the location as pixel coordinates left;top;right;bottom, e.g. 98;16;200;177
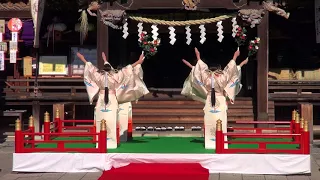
127;117;133;141
215;120;223;154
15;119;23;153
99;120;107;153
29;116;35;148
294;114;300;142
116;121;120;145
44;112;50;140
291;110;296;134
302;121;310;154
55;108;60;133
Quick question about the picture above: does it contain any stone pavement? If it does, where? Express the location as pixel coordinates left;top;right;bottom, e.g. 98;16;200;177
0;141;320;180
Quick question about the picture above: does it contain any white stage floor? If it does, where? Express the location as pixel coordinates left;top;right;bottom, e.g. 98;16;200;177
13;153;310;175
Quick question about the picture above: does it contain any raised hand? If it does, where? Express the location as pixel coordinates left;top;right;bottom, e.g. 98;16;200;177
239;57;249;67
194;47;201;60
132;53;145;67
102;52;107;62
76;52;87;63
182;59;193;69
233;49;240;60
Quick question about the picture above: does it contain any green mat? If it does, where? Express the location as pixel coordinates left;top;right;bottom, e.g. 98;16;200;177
29;137;299;154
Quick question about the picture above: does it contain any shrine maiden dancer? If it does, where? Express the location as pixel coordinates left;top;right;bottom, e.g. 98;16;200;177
118;63;144;142
181;48;248;149
77;52;149;149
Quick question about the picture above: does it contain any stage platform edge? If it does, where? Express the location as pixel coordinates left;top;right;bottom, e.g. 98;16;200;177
12;153;310;175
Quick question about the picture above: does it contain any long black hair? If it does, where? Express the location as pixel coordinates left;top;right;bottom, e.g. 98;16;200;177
208;63;222;107
96;63;113;105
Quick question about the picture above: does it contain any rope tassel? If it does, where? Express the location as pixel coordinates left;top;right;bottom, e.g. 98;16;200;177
79;10;88;45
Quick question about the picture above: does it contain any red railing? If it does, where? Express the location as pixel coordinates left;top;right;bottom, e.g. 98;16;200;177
14;113;107;153
215;110;310;154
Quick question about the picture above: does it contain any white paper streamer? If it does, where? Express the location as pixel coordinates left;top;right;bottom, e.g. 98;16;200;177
12;32;18;42
137;22;143;42
216;21;224;42
0;51;4;71
122;19;129;39
151;24;159;41
168;26;176;45
199;25;206;44
185;26;192;45
0;33;2;42
231;17;238;37
10;50;17;64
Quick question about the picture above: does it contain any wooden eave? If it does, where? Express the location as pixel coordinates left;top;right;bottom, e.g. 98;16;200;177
0;2;31;18
106;0;263;10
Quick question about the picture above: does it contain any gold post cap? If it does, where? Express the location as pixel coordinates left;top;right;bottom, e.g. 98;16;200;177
304;120;309;132
55;108;60;118
292;110;296;120
295;113;300;123
101;119;106;131
29;115;34;127
15;118;21;131
44;111;50;122
300;117;304;128
216;119;222;131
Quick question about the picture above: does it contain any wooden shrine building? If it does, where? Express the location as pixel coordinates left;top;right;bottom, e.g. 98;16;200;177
0;0;317;134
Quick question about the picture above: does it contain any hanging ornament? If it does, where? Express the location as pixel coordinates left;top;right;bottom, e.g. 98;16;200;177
8;18;22;64
122;18;129;39
199;25;206;44
231;17;238;38
137;22;143;42
168;26;176;45
151;24;159;41
216;21;224;42
185;26;192;45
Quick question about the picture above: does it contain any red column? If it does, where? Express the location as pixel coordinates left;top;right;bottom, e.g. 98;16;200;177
44;112;50;140
302;121;310;154
215;120;223;154
127;117;133;141
99;120;107;153
116;121;120;145
15;119;23;153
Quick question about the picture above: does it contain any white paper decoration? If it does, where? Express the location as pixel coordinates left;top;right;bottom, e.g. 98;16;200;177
0;51;4;71
231;17;238;37
199;25;206;44
216;21;224;42
122;19;129;39
137;22;143;42
185;26;192;45
151;24;159;40
168;26;176;45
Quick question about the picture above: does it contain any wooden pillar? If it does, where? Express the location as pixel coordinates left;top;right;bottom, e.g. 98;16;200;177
256;12;269;122
32;101;40;133
97;4;109;69
299;103;313;144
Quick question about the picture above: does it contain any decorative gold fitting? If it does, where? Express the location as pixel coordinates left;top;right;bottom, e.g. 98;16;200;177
292;109;296;120
216;119;222;131
303;120;309;132
15;118;21;131
44;111;50;122
101;119;106;131
295;113;300;123
300;117;304;129
29;115;34;127
55;108;60;118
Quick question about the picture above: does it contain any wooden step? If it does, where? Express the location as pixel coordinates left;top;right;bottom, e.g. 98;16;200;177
132;108;256;114
132;104;254;109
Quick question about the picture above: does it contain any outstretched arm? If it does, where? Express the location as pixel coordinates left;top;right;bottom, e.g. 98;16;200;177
239;58;248;68
182;59;193;69
102;52;108;63
132;53;145;67
232;49;240;61
77;52;87;63
194;47;201;60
